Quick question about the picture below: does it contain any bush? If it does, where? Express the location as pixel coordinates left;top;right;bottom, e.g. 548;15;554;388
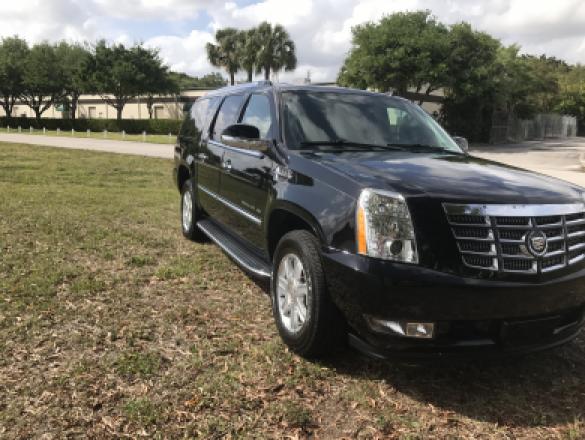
440;96;495;143
0;117;182;135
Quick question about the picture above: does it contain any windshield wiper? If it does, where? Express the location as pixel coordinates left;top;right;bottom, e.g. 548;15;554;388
300;139;405;151
386;143;451;153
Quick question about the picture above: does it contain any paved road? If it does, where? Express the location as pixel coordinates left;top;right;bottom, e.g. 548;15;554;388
0;133;174;159
471;137;585;187
2;132;585;187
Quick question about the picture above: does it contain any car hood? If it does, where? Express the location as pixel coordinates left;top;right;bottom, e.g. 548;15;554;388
303;150;584;204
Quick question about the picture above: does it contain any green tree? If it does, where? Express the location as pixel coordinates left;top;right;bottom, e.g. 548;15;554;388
492;46;556;118
21;42;65;122
443;23;500;97
240;28;261;82
169;72;226;89
54;42;92;121
442;30;566;140
196;72;228;88
557;65;585;134
0;36;28;122
521;54;568;113
254;22;297;80
132;46;179;119
439;23;502;141
206;28;241;85
88;41;169;120
338;11;449;96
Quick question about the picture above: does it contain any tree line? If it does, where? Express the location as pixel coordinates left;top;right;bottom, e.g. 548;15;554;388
338;11;585;140
206;22;297;85
0;38;227;123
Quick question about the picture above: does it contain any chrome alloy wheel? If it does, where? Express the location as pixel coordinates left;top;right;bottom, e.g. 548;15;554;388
276;253;311;334
182;190;193;232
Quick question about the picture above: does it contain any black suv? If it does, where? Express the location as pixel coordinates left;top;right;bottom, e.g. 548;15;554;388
174;81;585;358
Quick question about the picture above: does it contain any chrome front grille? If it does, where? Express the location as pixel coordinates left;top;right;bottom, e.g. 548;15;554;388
443;203;585;274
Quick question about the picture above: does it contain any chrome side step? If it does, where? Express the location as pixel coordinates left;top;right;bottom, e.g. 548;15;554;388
197;219;271;278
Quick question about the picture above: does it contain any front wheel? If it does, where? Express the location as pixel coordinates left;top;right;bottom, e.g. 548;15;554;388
271;230;346;358
180;179;205;242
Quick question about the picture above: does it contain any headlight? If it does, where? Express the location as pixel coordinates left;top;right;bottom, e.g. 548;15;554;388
356;188;418;263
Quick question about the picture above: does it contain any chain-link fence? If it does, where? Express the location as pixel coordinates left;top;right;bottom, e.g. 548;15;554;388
489;112;578;143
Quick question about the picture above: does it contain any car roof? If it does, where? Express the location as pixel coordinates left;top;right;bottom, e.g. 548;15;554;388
275;84;391;97
205;81;405;101
204;81;273;97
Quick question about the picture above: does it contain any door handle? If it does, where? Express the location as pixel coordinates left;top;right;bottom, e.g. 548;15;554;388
222;159;232;171
198;153;208;161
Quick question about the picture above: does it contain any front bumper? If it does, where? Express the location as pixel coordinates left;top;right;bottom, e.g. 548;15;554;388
322;250;585;357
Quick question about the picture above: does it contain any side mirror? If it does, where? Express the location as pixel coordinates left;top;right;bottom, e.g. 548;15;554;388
452;136;469;153
220;124;270;153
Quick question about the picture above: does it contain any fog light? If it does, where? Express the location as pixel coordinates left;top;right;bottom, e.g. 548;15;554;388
405;322;434;339
365;316;435;339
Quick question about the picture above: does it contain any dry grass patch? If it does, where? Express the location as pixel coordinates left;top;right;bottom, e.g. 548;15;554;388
1;142;585;438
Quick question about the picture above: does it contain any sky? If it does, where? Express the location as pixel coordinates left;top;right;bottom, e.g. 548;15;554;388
1;0;585;83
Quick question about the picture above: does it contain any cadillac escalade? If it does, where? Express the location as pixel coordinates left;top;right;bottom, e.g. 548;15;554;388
173;81;585;358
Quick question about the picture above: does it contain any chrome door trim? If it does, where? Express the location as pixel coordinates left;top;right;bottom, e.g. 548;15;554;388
208;139;266;159
198;184;262;225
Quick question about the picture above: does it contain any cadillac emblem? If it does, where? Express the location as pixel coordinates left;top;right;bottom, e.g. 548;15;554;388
525;230;548;257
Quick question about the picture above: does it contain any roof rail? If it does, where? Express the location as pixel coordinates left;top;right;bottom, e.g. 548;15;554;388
208;81;272;95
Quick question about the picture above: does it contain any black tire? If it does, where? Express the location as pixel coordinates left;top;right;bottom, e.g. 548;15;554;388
180;179;206;242
271;230;346;358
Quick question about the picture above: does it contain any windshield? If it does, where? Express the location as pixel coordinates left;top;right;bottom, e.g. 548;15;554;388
281;90;462;153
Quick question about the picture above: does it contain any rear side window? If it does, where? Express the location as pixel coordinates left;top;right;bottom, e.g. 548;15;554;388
180;97;219;141
240;94;273;139
212;95;244;140
191;98;212;132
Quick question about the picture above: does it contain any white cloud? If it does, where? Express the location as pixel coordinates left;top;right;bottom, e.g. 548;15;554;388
0;0;95;43
2;0;585;82
145;30;215;77
211;0;315;29
92;0;219;21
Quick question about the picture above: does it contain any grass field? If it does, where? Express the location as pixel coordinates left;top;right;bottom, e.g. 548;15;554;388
0;127;175;144
1;142;585;438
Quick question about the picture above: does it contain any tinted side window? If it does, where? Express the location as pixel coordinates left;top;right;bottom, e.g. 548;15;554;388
191;98;211;132
240;94;273;139
179;110;197;140
180;97;218;142
211;95;244;140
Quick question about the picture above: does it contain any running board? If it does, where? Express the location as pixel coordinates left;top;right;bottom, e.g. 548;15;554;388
197;219;272;278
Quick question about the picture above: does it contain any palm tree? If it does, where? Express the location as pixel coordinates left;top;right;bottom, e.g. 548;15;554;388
240;28;260;82
255;22;297;80
206;28;241;85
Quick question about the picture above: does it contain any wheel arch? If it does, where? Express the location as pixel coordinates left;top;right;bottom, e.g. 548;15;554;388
177;164;191;192
266;202;327;260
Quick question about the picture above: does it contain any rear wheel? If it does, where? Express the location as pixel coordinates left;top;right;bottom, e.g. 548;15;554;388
181;179;205;242
271;230;346;357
